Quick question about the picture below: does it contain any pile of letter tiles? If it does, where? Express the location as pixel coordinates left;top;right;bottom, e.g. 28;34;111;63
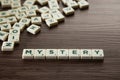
0;0;89;52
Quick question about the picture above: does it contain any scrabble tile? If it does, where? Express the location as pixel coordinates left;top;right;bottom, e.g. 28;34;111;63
69;49;80;59
38;6;50;14
9;29;20;35
57;49;69;59
61;0;73;6
26;10;37;18
7;16;17;24
31;17;42;25
48;0;60;9
27;24;41;35
22;49;34;59
80;49;92;59
41;13;52;21
34;49;46;59
15;12;27;20
0;31;8;41
23;0;36;7
45;18;58;28
1;0;11;8
8;33;20;44
37;0;48;6
11;2;21;9
78;0;89;10
19;18;31;26
49;9;64;21
28;5;39;11
13;22;26;31
8;9;19;16
1;42;15;51
91;49;104;60
46;49;57;59
63;7;75;16
0;18;7;24
67;1;79;9
18;6;29;13
0;11;10;17
52;13;65;22
49;9;61;14
1;23;11;32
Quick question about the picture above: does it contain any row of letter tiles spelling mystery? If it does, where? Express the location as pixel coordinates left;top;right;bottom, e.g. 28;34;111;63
22;49;104;60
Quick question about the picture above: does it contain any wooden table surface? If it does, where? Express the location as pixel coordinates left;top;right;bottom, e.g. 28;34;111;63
0;0;120;80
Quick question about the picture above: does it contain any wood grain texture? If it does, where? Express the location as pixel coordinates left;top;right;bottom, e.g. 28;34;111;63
0;0;120;80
